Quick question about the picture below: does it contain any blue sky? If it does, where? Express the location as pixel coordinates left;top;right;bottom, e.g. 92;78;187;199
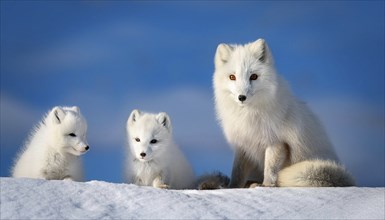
1;1;384;186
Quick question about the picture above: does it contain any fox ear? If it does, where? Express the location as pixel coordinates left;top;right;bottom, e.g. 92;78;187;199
248;38;272;63
71;106;80;113
128;109;141;124
215;43;234;68
156;112;172;131
52;107;66;124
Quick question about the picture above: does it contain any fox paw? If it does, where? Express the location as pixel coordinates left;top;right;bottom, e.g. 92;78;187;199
156;184;170;189
248;183;262;188
63;176;74;181
262;182;277;187
262;177;277;187
245;180;262;188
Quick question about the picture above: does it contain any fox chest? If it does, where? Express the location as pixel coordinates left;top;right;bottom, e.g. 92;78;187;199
133;162;163;186
43;152;70;180
221;111;281;151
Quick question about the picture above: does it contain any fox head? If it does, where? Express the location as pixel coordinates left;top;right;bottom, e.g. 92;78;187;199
213;38;279;107
126;109;172;162
46;106;89;156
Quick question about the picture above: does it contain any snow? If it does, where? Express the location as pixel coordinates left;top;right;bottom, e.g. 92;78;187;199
1;177;384;219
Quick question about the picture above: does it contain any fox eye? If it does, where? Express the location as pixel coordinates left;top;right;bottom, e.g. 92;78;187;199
135;138;141;142
150;139;158;144
68;133;76;137
250;74;258;81
229;74;236;80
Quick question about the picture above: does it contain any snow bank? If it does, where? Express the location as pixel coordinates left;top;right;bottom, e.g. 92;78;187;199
1;177;383;219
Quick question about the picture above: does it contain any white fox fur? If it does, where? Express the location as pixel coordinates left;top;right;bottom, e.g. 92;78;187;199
213;38;354;187
277;160;354;187
125;110;195;189
12;106;89;181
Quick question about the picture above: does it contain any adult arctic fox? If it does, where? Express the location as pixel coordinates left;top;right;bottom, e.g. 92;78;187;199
125;110;195;189
12;106;89;181
213;38;354;187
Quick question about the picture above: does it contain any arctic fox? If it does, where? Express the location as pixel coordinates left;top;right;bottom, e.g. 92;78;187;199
125;110;195;189
212;38;354;187
12;106;89;181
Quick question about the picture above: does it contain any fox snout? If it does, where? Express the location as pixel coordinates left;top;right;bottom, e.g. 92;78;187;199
238;95;247;102
68;144;89;156
77;145;90;153
137;150;153;161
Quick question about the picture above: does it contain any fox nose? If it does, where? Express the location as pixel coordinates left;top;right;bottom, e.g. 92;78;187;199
140;152;146;158
85;146;89;151
238;95;247;102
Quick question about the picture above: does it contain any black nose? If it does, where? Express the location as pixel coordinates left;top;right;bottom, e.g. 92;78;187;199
140;152;146;157
238;95;247;102
85;146;89;151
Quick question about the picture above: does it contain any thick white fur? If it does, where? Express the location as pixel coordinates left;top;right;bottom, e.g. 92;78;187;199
125;110;195;189
277;160;354;187
12;106;89;181
213;38;352;187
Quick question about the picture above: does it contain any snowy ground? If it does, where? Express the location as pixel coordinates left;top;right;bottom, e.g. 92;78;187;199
1;178;384;219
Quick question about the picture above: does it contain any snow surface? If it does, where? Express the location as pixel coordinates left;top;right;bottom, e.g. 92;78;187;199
1;177;384;219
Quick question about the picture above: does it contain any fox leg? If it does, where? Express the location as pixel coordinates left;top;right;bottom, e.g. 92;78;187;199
153;175;169;189
229;148;256;188
263;143;289;187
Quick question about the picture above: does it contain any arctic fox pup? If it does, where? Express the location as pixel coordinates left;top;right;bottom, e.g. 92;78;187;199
12;106;89;181
213;38;354;187
125;110;195;189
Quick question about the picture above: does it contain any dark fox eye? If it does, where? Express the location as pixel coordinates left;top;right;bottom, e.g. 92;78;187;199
68;133;76;137
229;74;236;80
150;139;158;144
250;74;258;81
135;138;141;142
